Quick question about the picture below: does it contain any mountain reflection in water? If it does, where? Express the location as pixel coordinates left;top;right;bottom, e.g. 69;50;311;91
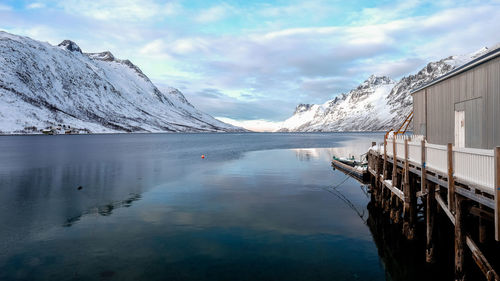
1;132;430;281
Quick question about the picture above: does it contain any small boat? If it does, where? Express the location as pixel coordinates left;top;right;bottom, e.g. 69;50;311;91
332;155;367;167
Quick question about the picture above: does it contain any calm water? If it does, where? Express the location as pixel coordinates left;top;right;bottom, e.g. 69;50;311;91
0;132;415;281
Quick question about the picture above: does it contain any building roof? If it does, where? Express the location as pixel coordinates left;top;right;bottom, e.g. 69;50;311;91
411;46;500;95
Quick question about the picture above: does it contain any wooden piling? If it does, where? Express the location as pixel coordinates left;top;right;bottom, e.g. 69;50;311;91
479;204;487;244
375;144;381;190
447;143;455;214
455;195;468;281
365;142;500;281
392;137;397;186
383;138;388;179
403;138;415;239
421;139;426;194
426;181;436;263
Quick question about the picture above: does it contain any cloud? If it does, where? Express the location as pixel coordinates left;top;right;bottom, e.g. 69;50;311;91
183;88;295;120
26;2;46;9
1;0;499;124
195;4;232;23
57;0;180;21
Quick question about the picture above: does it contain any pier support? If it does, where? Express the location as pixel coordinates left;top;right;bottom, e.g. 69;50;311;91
426;181;436;263
479;204;487;244
392;138;397;186
455;195;469;281
421;140;426;194
448;143;456;214
366;142;500;281
403;139;415;239
383;138;388;179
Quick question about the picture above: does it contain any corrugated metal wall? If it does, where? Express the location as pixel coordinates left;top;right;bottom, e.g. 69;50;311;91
412;56;500;149
413;90;426;135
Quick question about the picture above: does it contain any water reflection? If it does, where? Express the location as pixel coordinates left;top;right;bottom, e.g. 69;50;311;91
0;132;388;281
292;136;377;163
63;193;142;227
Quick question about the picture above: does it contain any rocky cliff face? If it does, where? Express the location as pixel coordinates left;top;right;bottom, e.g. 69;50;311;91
0;31;242;134
278;48;491;132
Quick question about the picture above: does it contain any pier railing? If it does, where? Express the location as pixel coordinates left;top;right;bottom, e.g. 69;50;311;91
367;137;500;280
375;135;495;193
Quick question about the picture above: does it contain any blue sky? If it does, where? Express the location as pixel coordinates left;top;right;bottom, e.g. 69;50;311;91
1;0;499;130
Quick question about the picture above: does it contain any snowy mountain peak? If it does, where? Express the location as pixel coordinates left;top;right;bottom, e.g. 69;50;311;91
278;45;495;132
0;31;243;134
360;75;394;89
294;104;314;114
87;51;115;61
58;40;82;53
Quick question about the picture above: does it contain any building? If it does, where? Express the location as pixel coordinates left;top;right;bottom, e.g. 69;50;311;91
411;47;500;149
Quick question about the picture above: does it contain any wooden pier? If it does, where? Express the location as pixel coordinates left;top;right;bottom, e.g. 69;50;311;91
367;135;500;281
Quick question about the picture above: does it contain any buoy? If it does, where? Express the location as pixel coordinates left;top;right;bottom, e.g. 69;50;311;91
77;186;83;190
201;155;205;159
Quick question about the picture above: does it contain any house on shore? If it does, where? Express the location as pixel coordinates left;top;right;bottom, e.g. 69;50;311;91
411;47;500;149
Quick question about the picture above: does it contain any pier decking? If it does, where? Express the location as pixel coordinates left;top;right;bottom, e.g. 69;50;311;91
367;135;500;281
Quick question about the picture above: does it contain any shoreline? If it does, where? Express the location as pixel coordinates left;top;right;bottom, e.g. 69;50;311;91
0;130;392;137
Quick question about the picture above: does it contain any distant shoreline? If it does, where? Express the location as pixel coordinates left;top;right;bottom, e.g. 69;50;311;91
0;131;390;136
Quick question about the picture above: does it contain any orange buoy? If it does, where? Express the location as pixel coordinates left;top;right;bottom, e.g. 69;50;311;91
201;155;205;159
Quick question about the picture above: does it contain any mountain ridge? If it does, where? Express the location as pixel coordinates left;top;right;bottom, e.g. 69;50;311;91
0;31;243;134
277;47;493;132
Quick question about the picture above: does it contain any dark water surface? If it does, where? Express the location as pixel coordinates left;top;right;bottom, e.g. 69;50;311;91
0;133;399;281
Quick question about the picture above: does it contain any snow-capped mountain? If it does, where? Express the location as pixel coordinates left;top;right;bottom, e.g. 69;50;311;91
278;47;492;132
0;31;243;134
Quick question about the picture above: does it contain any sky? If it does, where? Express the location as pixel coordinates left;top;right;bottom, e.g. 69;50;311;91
0;0;499;131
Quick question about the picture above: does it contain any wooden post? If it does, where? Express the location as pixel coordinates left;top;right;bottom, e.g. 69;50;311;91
495;146;500;241
426;181;436;263
375;144;381;189
455;195;468;281
421;139;426;194
479;204;487;244
383;138;388;179
392;137;397;186
404;138;410;200
447;143;455;213
403;138;415;240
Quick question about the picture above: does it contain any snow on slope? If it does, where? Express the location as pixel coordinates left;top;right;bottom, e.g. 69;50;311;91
278;47;493;132
0;31;243;134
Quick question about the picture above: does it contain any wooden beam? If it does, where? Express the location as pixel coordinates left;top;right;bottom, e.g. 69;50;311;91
383;180;404;201
437;193;500;281
436;192;456;225
470;206;494;221
448;143;455;213
495;146;500;241
466;236;500;281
